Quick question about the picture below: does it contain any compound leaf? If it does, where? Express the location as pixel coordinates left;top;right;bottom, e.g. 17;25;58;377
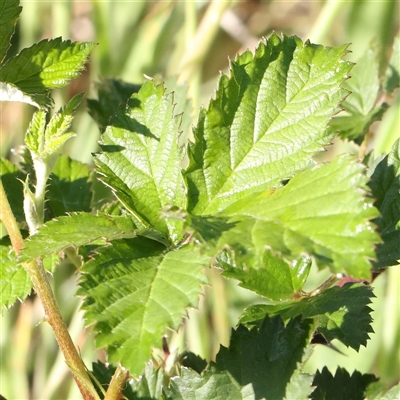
239;283;374;351
185;34;352;215
225;156;379;279
78;239;209;377
94;81;186;243
369;138;400;268
19;213;140;262
0;0;22;62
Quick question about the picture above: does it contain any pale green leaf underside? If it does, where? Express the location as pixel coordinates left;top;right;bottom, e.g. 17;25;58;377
167;367;255;400
1;245;31;309
0;81;51;108
19;213;140;262
78;239;209;377
95;81;186;243
0;0;22;62
0;38;95;93
186;34;352;215
224;156;379;279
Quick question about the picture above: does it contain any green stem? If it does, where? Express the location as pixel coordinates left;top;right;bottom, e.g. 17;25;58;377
178;0;233;106
0;180;100;400
308;0;343;43
104;365;129;400
309;274;342;297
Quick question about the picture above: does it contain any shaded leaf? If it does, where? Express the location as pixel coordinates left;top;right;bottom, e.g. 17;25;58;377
0;157;26;222
0;0;22;62
87;78;141;132
311;367;378;400
185;34;352;215
165;315;312;400
224;156;379;279
46;155;93;217
369;138;400;268
19;213;141;262
239;283;374;351
78;239;209;377
94;81;186;242
384;33;400;93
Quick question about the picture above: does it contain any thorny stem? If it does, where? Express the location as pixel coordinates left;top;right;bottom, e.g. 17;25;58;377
0;180;100;400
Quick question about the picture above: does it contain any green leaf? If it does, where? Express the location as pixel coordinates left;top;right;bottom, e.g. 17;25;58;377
331;48;389;142
219;251;311;301
162;211;237;256
165;315;312;400
46;155;93;217
0;157;26;222
165;367;256;400
284;369;314;400
311;367;378;400
239;283;375;351
130;361;165;400
0;244;31;309
384;33;400;93
19;213;140;262
25;93;83;160
0;38;95;93
87;78;141;132
225;156;379;279
369;138;400;268
94;81;186;242
366;381;400;400
78;239;209;377
185;34;352;215
0;0;22;62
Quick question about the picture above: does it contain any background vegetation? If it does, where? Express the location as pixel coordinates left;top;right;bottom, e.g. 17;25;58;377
1;0;399;398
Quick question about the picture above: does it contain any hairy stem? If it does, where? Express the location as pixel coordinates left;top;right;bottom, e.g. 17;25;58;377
0;180;100;400
0;181;24;253
104;365;129;400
